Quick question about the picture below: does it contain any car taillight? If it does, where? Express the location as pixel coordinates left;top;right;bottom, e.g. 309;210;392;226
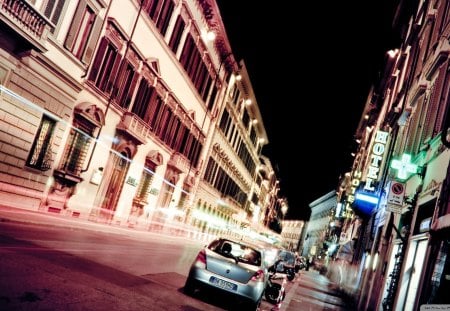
250;269;264;282
195;249;207;266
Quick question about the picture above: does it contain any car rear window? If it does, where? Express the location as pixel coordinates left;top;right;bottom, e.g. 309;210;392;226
209;239;262;266
278;250;295;266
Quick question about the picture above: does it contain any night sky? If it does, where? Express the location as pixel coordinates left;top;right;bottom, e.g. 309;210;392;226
216;1;400;220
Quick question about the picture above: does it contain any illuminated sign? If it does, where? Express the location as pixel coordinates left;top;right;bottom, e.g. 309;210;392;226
391;154;418;180
364;131;388;191
347;171;362;204
355;192;379;205
354;191;379;215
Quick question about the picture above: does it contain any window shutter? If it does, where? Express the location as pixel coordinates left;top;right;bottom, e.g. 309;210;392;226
83;15;104;64
88;37;108;81
64;0;87;51
423;62;445;141
430;2;444;48
434;60;449;135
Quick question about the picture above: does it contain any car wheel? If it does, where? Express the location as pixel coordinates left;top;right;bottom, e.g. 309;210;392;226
183;277;195;296
245;295;262;311
265;288;278;304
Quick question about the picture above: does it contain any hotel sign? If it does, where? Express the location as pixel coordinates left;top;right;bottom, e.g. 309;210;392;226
364;130;389;191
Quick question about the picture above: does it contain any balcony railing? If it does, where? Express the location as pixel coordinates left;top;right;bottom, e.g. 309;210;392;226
0;0;50;51
168;152;190;173
116;112;148;144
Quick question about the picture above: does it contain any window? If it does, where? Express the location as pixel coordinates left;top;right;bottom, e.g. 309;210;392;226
88;37;122;95
146;0;175;36
26;115;55;171
242;108;250;128
147;94;164;129
60;128;91;175
134;169;155;204
179;34;215;104
405;94;427;154
115;60;139;109
168;15;185;53
65;1;103;64
58;104;102;177
42;0;65;26
132;79;156;121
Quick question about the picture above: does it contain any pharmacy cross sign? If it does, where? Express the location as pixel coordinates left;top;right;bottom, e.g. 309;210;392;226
391;154;418;180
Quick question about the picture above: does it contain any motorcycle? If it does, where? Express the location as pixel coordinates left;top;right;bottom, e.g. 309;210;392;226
265;260;287;304
285;264;296;281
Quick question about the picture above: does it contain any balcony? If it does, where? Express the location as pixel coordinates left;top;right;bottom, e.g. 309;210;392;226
168;152;191;174
0;0;50;52
116;112;148;144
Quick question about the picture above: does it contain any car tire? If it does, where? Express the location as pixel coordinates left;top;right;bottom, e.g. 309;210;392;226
246;295;262;311
183;277;195;296
265;284;282;304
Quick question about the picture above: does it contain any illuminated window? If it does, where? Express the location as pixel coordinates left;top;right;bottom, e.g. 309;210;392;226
135;170;155;204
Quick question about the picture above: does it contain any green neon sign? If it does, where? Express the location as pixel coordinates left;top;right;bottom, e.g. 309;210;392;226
390;154;418;180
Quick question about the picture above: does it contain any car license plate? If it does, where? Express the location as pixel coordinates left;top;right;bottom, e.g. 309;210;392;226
209;276;237;291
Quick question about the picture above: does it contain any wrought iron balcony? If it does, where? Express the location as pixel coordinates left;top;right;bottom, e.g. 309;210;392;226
0;0;50;52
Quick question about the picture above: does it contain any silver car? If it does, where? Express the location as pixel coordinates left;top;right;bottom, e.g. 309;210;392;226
184;237;268;310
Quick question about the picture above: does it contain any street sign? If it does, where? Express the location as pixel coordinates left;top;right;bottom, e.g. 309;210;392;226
387;181;405;205
386;204;403;214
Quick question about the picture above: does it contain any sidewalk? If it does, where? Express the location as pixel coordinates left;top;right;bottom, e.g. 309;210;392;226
281;269;356;311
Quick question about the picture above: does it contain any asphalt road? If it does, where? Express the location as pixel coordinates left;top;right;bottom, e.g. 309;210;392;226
0;218;296;310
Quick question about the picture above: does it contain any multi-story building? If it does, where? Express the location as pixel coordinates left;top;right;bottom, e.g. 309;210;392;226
335;1;450;309
191;58;271;239
0;0;282;240
280;219;305;252
302;191;337;261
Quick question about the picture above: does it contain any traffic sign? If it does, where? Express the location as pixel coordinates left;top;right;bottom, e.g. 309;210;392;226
387;181;405;206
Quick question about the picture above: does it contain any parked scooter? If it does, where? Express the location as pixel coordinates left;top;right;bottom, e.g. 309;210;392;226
265;259;286;304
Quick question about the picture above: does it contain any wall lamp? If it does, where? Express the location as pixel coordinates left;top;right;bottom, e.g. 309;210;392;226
202;29;216;42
